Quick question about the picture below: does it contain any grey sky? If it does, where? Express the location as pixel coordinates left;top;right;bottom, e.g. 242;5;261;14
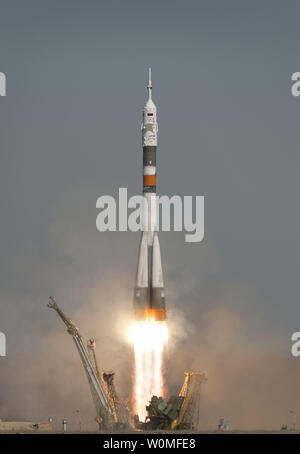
0;0;300;429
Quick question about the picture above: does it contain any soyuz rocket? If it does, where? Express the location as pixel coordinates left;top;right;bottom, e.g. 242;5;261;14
133;69;166;322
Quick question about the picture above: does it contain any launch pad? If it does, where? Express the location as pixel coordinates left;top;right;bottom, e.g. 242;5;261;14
47;297;207;431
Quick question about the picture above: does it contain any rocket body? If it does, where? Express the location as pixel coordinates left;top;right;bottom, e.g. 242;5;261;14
133;69;166;322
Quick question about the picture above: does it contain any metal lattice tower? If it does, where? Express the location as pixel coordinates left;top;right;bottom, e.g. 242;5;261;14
47;297;113;429
176;371;207;430
87;338;130;426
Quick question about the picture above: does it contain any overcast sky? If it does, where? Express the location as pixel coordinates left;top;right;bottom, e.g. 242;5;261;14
0;0;300;429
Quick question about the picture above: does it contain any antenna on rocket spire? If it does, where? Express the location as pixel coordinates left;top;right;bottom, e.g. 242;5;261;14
147;67;152;99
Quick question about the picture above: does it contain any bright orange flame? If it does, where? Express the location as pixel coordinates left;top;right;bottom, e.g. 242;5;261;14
129;320;168;421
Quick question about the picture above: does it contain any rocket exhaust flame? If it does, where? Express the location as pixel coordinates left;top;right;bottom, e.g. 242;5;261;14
130;320;168;420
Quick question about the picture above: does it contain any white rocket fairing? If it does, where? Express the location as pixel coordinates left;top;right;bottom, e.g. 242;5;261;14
133;69;166;322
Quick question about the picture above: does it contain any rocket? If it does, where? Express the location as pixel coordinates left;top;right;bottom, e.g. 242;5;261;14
133;68;166;322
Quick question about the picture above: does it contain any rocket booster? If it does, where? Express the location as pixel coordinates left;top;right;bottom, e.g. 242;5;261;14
133;68;166;322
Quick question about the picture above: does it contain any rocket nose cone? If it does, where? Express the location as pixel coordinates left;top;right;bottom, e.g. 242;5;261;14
144;97;156;110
